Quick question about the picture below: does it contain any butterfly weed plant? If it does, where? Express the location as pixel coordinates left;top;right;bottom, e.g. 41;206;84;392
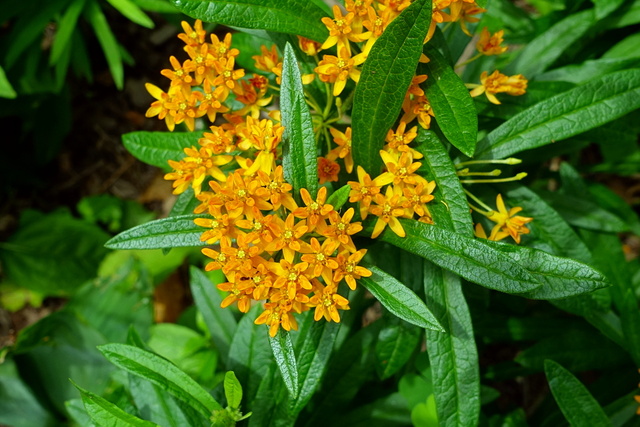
64;0;640;425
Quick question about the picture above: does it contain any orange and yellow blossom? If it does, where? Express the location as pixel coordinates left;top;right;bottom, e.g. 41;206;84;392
318;156;341;184
177;19;206;47
402;95;435;130
328;126;354;173
308;282;350;322
486;194;533;244
385;121;422;159
377;150;424;187
297;36;322;56
402;181;436;218
333;249;372;290
467;70;528;105
218;271;254;313
348;165;385;219
235;75;273;118
300;237;340;279
361;6;392;55
252;44;280;74
292;187;334;232
164;147;233;195
449;2;485;36
476;28;507;56
315;47;366;96
369;186;407;238
319;207;363;252
321;5;369;53
255;302;299;337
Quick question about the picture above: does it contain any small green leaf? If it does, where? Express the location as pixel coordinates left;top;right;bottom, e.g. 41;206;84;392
224;371;243;409
421;46;477;157
170;0;329;42
544;360;611;426
506;9;594;76
50;0;87;65
189;267;237;364
106;0;155;28
371;220;540;294
98;344;222;417
128;375;197;427
105;215;204;250
424;262;480;427
72;380;158;426
268;329;299;398
593;0;626;19
326;184;351;211
359;266;443;331
352;0;432;175
122;131;201;169
280;43;318;200
476;70;640;159
85;1;124;89
0;66;16;99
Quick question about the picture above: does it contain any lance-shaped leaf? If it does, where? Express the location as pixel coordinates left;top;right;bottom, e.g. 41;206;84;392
415;130;473;236
280;43;319;201
476;69;640;159
371;220;540;294
424;262;480;427
352;0;432;175
170;0;329;42
72;381;158;427
98;344;222;418
122;132;201;169
105;215;204;250
326;184;351;211
359;266;443;331
481;240;610;300
421;46;477;157
189;267;237;365
374;318;422;380
506;9;594;77
544;360;611;426
268;330;299;398
290;316;340;416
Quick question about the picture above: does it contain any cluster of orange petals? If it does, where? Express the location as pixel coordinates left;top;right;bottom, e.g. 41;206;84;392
474;194;533;244
467;70;528;105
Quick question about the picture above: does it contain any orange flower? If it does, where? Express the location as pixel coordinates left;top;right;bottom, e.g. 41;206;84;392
308;282;350;322
467;70;528;105
252;45;280;74
195;214;234;245
377;150;423;187
177;20;206;47
333;249;371;290
212;56;245;97
265;213;308;260
160;56;194;96
450;2;485;36
385;121;422;159
486;194;533;244
218;271;253;313
369;186;407;238
297;36;322;56
401;181;436;217
348;166;385;219
476;28;507;56
209;33;239;60
318;156;341;184
328;127;354;173
319;207;363;252
292;187;334;232
315;47;366;96
198;81;230;123
164;146;233;194
269;251;312;300
255;166;297;211
401;95;435;130
300;237;340;279
321;5;368;53
235;75;273;118
255;302;298;337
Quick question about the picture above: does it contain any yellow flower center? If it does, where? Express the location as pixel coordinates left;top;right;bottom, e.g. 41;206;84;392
175;69;183;77
337;223;346;231
224;70;232;78
316;253;326;262
337;59;347;68
237;189;247;198
284;230;293;239
253;275;262;284
237;249;246;259
346;263;355;273
288;272;298;281
253;222;262;231
310;202;319;211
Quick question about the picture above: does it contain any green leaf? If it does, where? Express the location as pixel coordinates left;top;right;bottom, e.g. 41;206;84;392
290;316;340;416
130;0;180;13
189;267;237;365
73;381;158;426
326;184;351;211
480;240;610;300
476;70;640;159
603;32;640;59
280;43;318;200
352;0;432;175
122;131;201;169
105;215;204;250
50;0;87;65
0;209;110;295
424;262;480;427
85;1;124;89
544;360;611;426
375;318;422;380
169;0;329;42
98;343;222;417
506;9;595;76
227;306;274;404
106;0;155;28
268;330;299;398
593;0;626;19
536;58;640;85
0;66;16;99
421;46;477;157
359;266;443;331
415;130;473;236
224;371;243;409
371;219;540;294
129;375;197;427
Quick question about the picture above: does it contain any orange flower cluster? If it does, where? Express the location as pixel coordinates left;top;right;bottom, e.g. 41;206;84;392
153;23;373;337
348;121;436;239
145;21;275;131
474;194;533;244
